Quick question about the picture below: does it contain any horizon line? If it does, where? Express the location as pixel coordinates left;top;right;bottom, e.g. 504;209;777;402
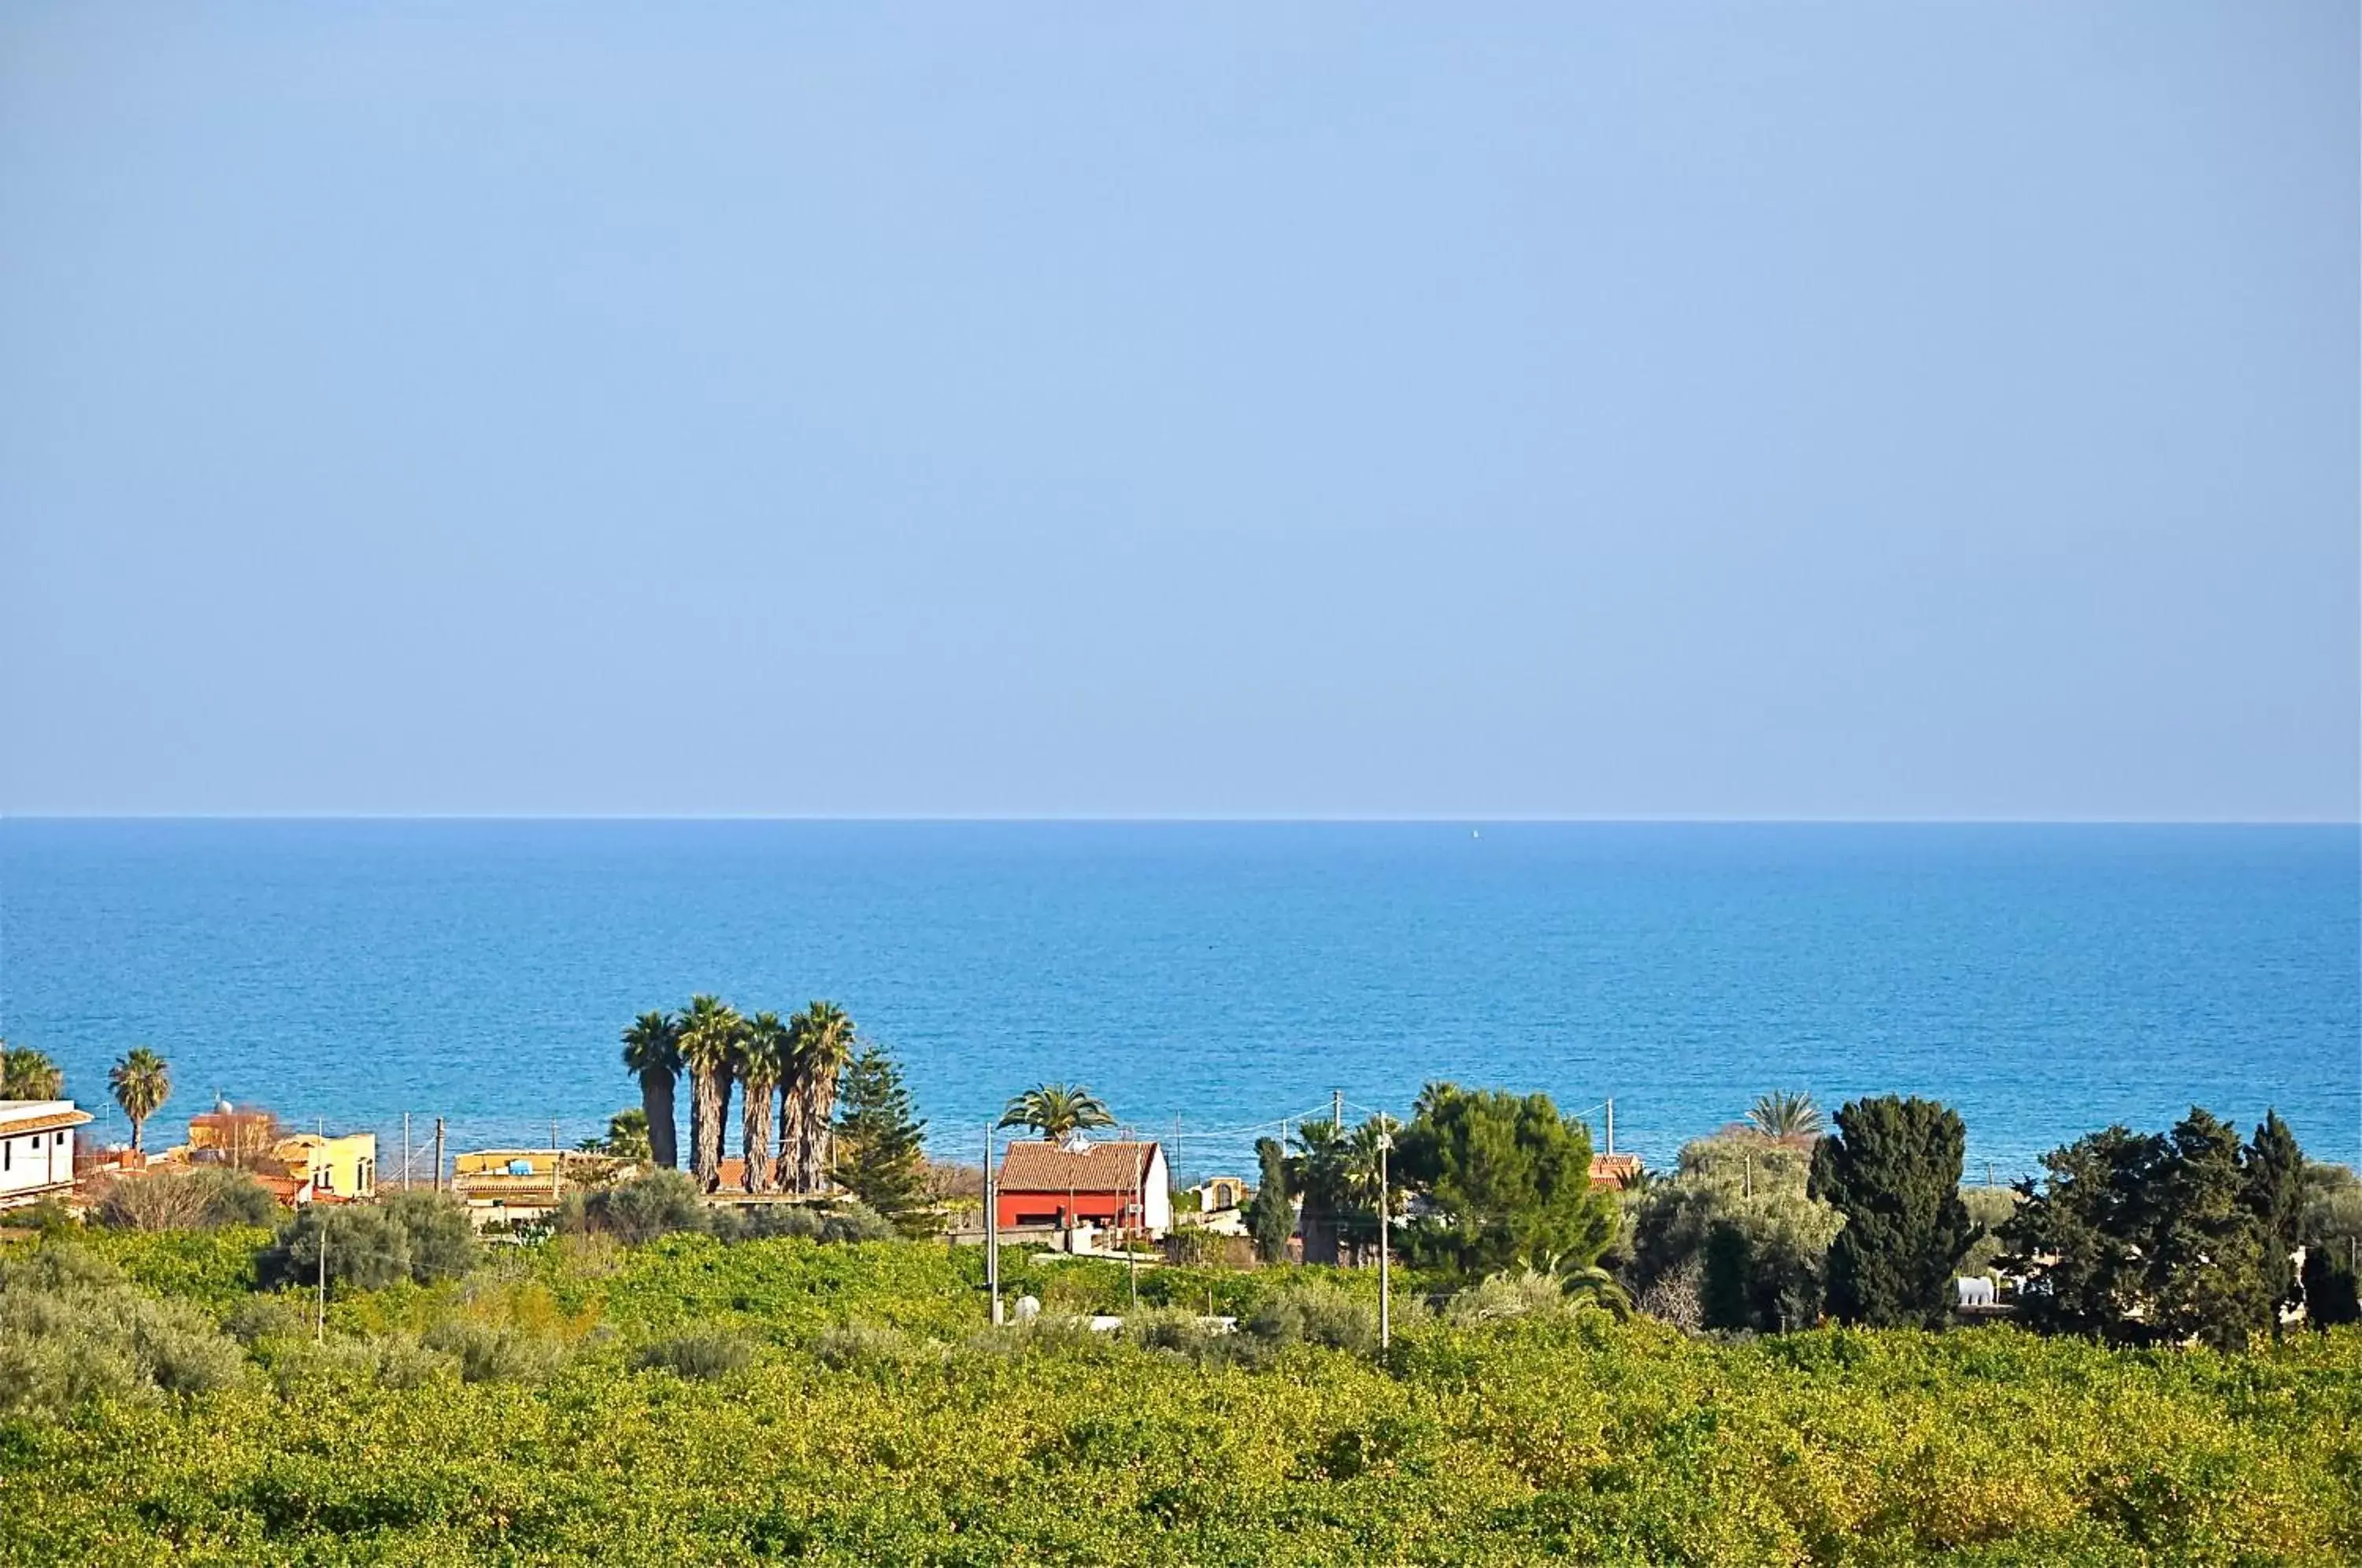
2;812;2356;827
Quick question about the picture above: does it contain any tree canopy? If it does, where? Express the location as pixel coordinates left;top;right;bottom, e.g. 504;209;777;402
1809;1095;1975;1328
997;1084;1115;1141
2002;1108;2294;1350
1394;1083;1617;1277
830;1045;931;1234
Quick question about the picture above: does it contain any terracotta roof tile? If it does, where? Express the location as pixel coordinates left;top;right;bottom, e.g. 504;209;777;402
997;1140;1161;1196
0;1108;93;1137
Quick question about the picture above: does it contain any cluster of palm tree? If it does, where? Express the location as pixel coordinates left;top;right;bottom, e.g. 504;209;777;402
2;1040;177;1156
1289;1112;1405;1265
620;998;858;1193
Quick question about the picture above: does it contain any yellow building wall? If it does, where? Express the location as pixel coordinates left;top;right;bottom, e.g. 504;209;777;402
278;1133;377;1198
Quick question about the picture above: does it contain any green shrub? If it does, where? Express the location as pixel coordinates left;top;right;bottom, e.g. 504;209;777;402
556;1169;707;1244
813;1322;920;1370
710;1199;897;1245
6;1197;77;1237
221;1294;309;1345
0;1244;246;1416
1246;1281;1378;1352
419;1320;567;1385
377;1191;479;1281
91;1168;278;1232
631;1330;753;1380
261;1205;413;1293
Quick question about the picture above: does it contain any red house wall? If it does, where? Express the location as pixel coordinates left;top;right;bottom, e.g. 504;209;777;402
994;1191;1144;1230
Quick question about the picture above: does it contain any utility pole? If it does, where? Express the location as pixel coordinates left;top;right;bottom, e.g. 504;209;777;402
1377;1130;1393;1352
984;1122;1001;1326
550;1119;563;1211
314;1211;328;1343
402;1113;413;1192
1332;1089;1343;1131
1605;1097;1614;1157
433;1118;446;1193
1128;1140;1146;1311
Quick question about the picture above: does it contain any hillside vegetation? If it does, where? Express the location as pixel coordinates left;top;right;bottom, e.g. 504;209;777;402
2;1225;2357;1566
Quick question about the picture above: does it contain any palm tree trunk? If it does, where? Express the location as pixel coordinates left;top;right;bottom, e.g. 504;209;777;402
131;1116;145;1154
779;1080;807;1195
741;1081;776;1194
692;1067;733;1191
687;1067;709;1185
797;1080;836;1195
640;1072;679;1170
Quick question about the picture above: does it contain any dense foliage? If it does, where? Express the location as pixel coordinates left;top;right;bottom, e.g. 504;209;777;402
1625;1134;1841;1333
1809;1096;1976;1328
259;1192;479;1294
2002;1108;2298;1350
1;1222;2358;1564
1245;1135;1293;1263
1395;1083;1616;1276
828;1045;931;1233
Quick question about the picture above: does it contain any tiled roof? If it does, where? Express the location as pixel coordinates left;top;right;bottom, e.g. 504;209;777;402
998;1140;1161;1196
0;1107;92;1136
1590;1153;1642;1188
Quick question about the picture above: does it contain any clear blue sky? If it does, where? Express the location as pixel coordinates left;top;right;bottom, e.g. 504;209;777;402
2;4;2353;819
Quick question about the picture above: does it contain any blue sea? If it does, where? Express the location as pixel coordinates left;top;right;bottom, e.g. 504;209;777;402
0;820;2354;1181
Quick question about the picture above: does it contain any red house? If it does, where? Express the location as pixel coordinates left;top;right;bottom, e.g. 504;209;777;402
994;1139;1172;1237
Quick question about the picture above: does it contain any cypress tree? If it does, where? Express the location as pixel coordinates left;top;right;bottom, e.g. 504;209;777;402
2301;1243;2360;1329
1809;1095;1975;1327
828;1045;931;1235
1698;1220;1755;1331
1246;1137;1294;1263
2241;1109;2305;1332
2149;1108;2271;1351
2001;1126;2160;1342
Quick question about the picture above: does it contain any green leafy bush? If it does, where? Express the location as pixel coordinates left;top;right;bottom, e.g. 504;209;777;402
0;1244;246;1417
91;1168;279;1232
555;1168;708;1244
418;1319;567;1385
630;1329;753;1380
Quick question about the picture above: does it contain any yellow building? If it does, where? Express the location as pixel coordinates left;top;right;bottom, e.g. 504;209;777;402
182;1104;376;1201
276;1133;377;1200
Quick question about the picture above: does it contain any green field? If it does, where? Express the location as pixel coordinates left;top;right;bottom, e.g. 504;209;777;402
2;1226;2358;1566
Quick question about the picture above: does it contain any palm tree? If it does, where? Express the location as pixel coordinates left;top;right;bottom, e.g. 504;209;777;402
1748;1091;1823;1145
676;994;745;1190
620;1011;682;1170
785;1002;857;1194
579;1107;652;1162
997;1083;1116;1141
107;1048;171;1152
998;1082;1116;1230
0;1045;62;1100
1560;1264;1635;1321
736;1011;789;1194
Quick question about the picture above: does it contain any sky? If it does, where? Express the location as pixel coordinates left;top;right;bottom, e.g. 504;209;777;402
1;4;2354;820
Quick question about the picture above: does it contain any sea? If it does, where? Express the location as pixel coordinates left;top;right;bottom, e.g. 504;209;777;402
1;819;2354;1182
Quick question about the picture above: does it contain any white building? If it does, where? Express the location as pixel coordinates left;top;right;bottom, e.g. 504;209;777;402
0;1100;91;1211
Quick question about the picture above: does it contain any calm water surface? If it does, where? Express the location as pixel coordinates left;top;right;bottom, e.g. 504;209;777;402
1;820;2353;1178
